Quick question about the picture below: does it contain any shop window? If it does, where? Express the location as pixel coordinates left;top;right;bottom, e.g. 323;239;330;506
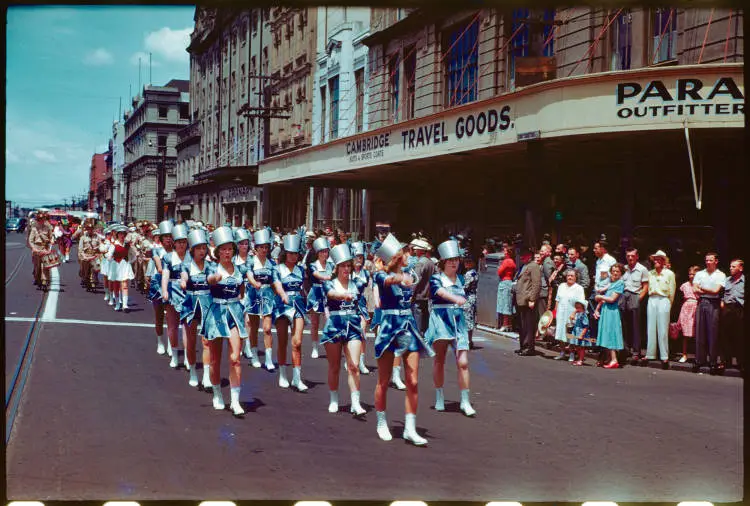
652;8;677;63
355;69;365;133
388;53;399;122
404;45;417;119
611;11;632;71
443;17;479;107
329;76;340;140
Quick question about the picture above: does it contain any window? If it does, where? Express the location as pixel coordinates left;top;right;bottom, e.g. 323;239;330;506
329;76;339;139
252;11;258;35
611;11;632;70
652;8;677;63
507;9;555;90
179;103;189;120
158;135;167;149
404;45;417;119
444;17;479;107
242;20;248;45
388;53;399;122
320;86;326;142
355;69;365;132
241;64;246;95
262;48;269;74
158;105;168;118
541;9;555;57
231;71;236;102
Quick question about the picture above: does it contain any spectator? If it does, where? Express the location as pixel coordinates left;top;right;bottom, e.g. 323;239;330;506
645;250;676;368
462;256;479;349
620;248;649;362
566;246;590;293
593;263;625;369
552;270;585;361
693;252;726;374
538;244;554;318
514;251;542;356
676;265;701;363
569;297;592;366
547;253;567;309
496;246;516;331
720;259;744;372
589;238;616;343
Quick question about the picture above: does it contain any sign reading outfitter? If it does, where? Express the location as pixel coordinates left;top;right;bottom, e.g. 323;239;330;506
616;77;744;119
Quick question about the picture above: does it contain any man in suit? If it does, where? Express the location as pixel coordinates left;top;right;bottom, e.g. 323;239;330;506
515;250;542;356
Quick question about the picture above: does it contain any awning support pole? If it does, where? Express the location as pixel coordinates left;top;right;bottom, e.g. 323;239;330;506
683;120;702;210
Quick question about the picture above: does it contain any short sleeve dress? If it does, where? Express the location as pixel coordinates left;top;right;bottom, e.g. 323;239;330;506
272;263;307;323
202;263;249;340
425;273;469;351
179;259;214;326
596;279;625;350
320;277;367;344
245;256;276;317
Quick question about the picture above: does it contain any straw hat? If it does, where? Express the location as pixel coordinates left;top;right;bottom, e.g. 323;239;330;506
537;310;554;335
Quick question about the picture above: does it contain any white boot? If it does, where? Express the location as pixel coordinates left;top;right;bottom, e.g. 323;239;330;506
212;385;225;410
391;366;406;390
359;354;370;375
170;348;180;369
291;367;308;392
114;294;122;311
460;389;476;417
167;339;173;358
156;334;166;355
311;342;319;359
188;363;199;387
403;413;428;446
108;291;115;305
122;294;129;311
435;387;445;411
278;366;290;388
376;411;392;441
350;391;366;416
328;391;339;413
202;365;212;390
243;339;252;359
104;287;109;301
230;387;245;416
250;347;261;368
264;348;275;371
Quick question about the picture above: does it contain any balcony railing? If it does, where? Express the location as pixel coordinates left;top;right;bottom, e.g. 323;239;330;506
178;121;202;143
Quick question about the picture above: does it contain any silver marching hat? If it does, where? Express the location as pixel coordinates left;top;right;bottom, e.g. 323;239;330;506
313;237;330;253
158;220;174;236
351;241;366;257
330;243;353;266
212;226;236;249
172;223;189;241
187;229;209;250
282;233;301;253
375;233;402;263
234;228;251;243
253;228;272;246
437;239;461;260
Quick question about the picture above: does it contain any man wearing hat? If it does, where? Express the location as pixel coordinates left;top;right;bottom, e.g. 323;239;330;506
645;250;676;367
514;250;542;355
28;210;55;289
79;220;101;291
410;237;435;334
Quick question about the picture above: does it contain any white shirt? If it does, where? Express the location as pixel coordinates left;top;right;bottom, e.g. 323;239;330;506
693;269;727;298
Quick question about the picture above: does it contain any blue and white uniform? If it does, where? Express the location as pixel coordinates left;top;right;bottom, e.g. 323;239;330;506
306;258;334;313
373;270;434;358
161;250;191;312
233;253;253;309
320;277;368;344
179;259;214;327
202;263;249;340
424;273;469;351
352;267;371;321
147;245;168;302
272;262;307;323
245;256;276;316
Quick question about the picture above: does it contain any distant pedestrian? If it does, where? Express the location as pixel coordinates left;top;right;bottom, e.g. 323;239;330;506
676;265;701;363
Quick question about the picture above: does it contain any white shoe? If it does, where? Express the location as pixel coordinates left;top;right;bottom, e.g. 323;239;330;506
250;347;261;368
278;366;290;388
108;298;114;306
392;376;406;391
358;355;370;375
376;411;392;441
679;355;688;363
311;345;319;359
170;351;179;369
212;386;225;410
242;340;252;359
201;367;212;390
156;336;166;355
265;351;275;371
188;366;199;387
230;400;245;416
291;367;308;392
350;391;366;416
328;391;339;413
403;413;427;446
167;341;173;358
460;389;476;417
435;388;445;411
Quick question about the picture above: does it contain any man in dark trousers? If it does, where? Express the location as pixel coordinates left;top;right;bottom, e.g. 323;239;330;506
515;250;542;356
410;238;435;333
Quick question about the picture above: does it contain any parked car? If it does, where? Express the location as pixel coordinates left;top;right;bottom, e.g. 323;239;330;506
6;217;27;233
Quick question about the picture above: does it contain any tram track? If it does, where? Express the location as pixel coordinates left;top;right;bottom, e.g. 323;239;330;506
5;249;28;286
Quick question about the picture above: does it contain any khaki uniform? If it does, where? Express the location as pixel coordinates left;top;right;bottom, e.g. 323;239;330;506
28;221;55;285
79;233;101;287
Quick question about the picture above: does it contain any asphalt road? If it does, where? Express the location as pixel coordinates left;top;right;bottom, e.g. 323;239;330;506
5;243;743;502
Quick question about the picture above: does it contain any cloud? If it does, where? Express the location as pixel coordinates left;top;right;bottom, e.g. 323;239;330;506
84;48;114;66
144;27;191;62
6;149;20;163
33;149;58;162
130;51;161;67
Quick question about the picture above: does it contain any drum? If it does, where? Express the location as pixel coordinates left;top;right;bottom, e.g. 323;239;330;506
41;250;61;270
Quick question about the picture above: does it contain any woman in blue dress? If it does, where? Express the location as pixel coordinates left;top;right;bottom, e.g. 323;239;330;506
320;244;368;416
232;228;256;363
594;263;625;369
179;228;214;389
351;241;371;375
373;234;434;446
204;227;249;416
244;228;277;371
426;240;475;417
160;223;191;370
148;220;173;357
307;237;334;359
271;233;308;391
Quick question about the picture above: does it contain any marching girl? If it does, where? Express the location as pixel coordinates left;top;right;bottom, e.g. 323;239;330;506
161;224;191;369
148;221;173;356
179;229;214;389
107;226;136;312
351;242;371;375
425;240;476;417
320;244;368;415
271;233;309;391
100;227;114;305
204;227;248;416
244;229;277;371
373;234;435;446
144;224;161;292
232;228;254;362
307;237;334;359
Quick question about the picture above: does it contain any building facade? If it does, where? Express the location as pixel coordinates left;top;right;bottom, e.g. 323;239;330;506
259;7;744;267
88;153;107;213
111;120;126;222
123;79;190;223
98;143;114;221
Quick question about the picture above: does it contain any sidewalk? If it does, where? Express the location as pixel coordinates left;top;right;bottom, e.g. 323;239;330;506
476;325;743;379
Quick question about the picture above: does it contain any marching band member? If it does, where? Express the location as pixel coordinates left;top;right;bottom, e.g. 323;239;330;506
321;244;368;415
351;241;371;374
425;240;476;417
144;223;161;292
245;228;277;371
148;221;173;356
107;226;135;311
204;227;248;416
79;220;100;291
232;229;256;364
28;210;55;290
161;223;191;369
307;237;334;358
100;226;114;304
373;234;434;445
271;233;309;391
179;228;213;389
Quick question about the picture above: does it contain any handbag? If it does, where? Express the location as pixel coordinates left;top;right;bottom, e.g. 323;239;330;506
668;322;681;340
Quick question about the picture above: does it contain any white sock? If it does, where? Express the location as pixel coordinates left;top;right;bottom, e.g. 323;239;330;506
122;294;129;308
435;387;445;410
230;386;241;404
460;389;471;404
328;390;339;412
202;365;212;386
265;348;274;365
376;411;392;441
350;390;365;414
104;287;109;299
392;365;401;380
251;346;258;358
405;413;417;433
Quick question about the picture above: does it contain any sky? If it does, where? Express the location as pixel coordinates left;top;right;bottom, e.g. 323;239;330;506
5;5;195;208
